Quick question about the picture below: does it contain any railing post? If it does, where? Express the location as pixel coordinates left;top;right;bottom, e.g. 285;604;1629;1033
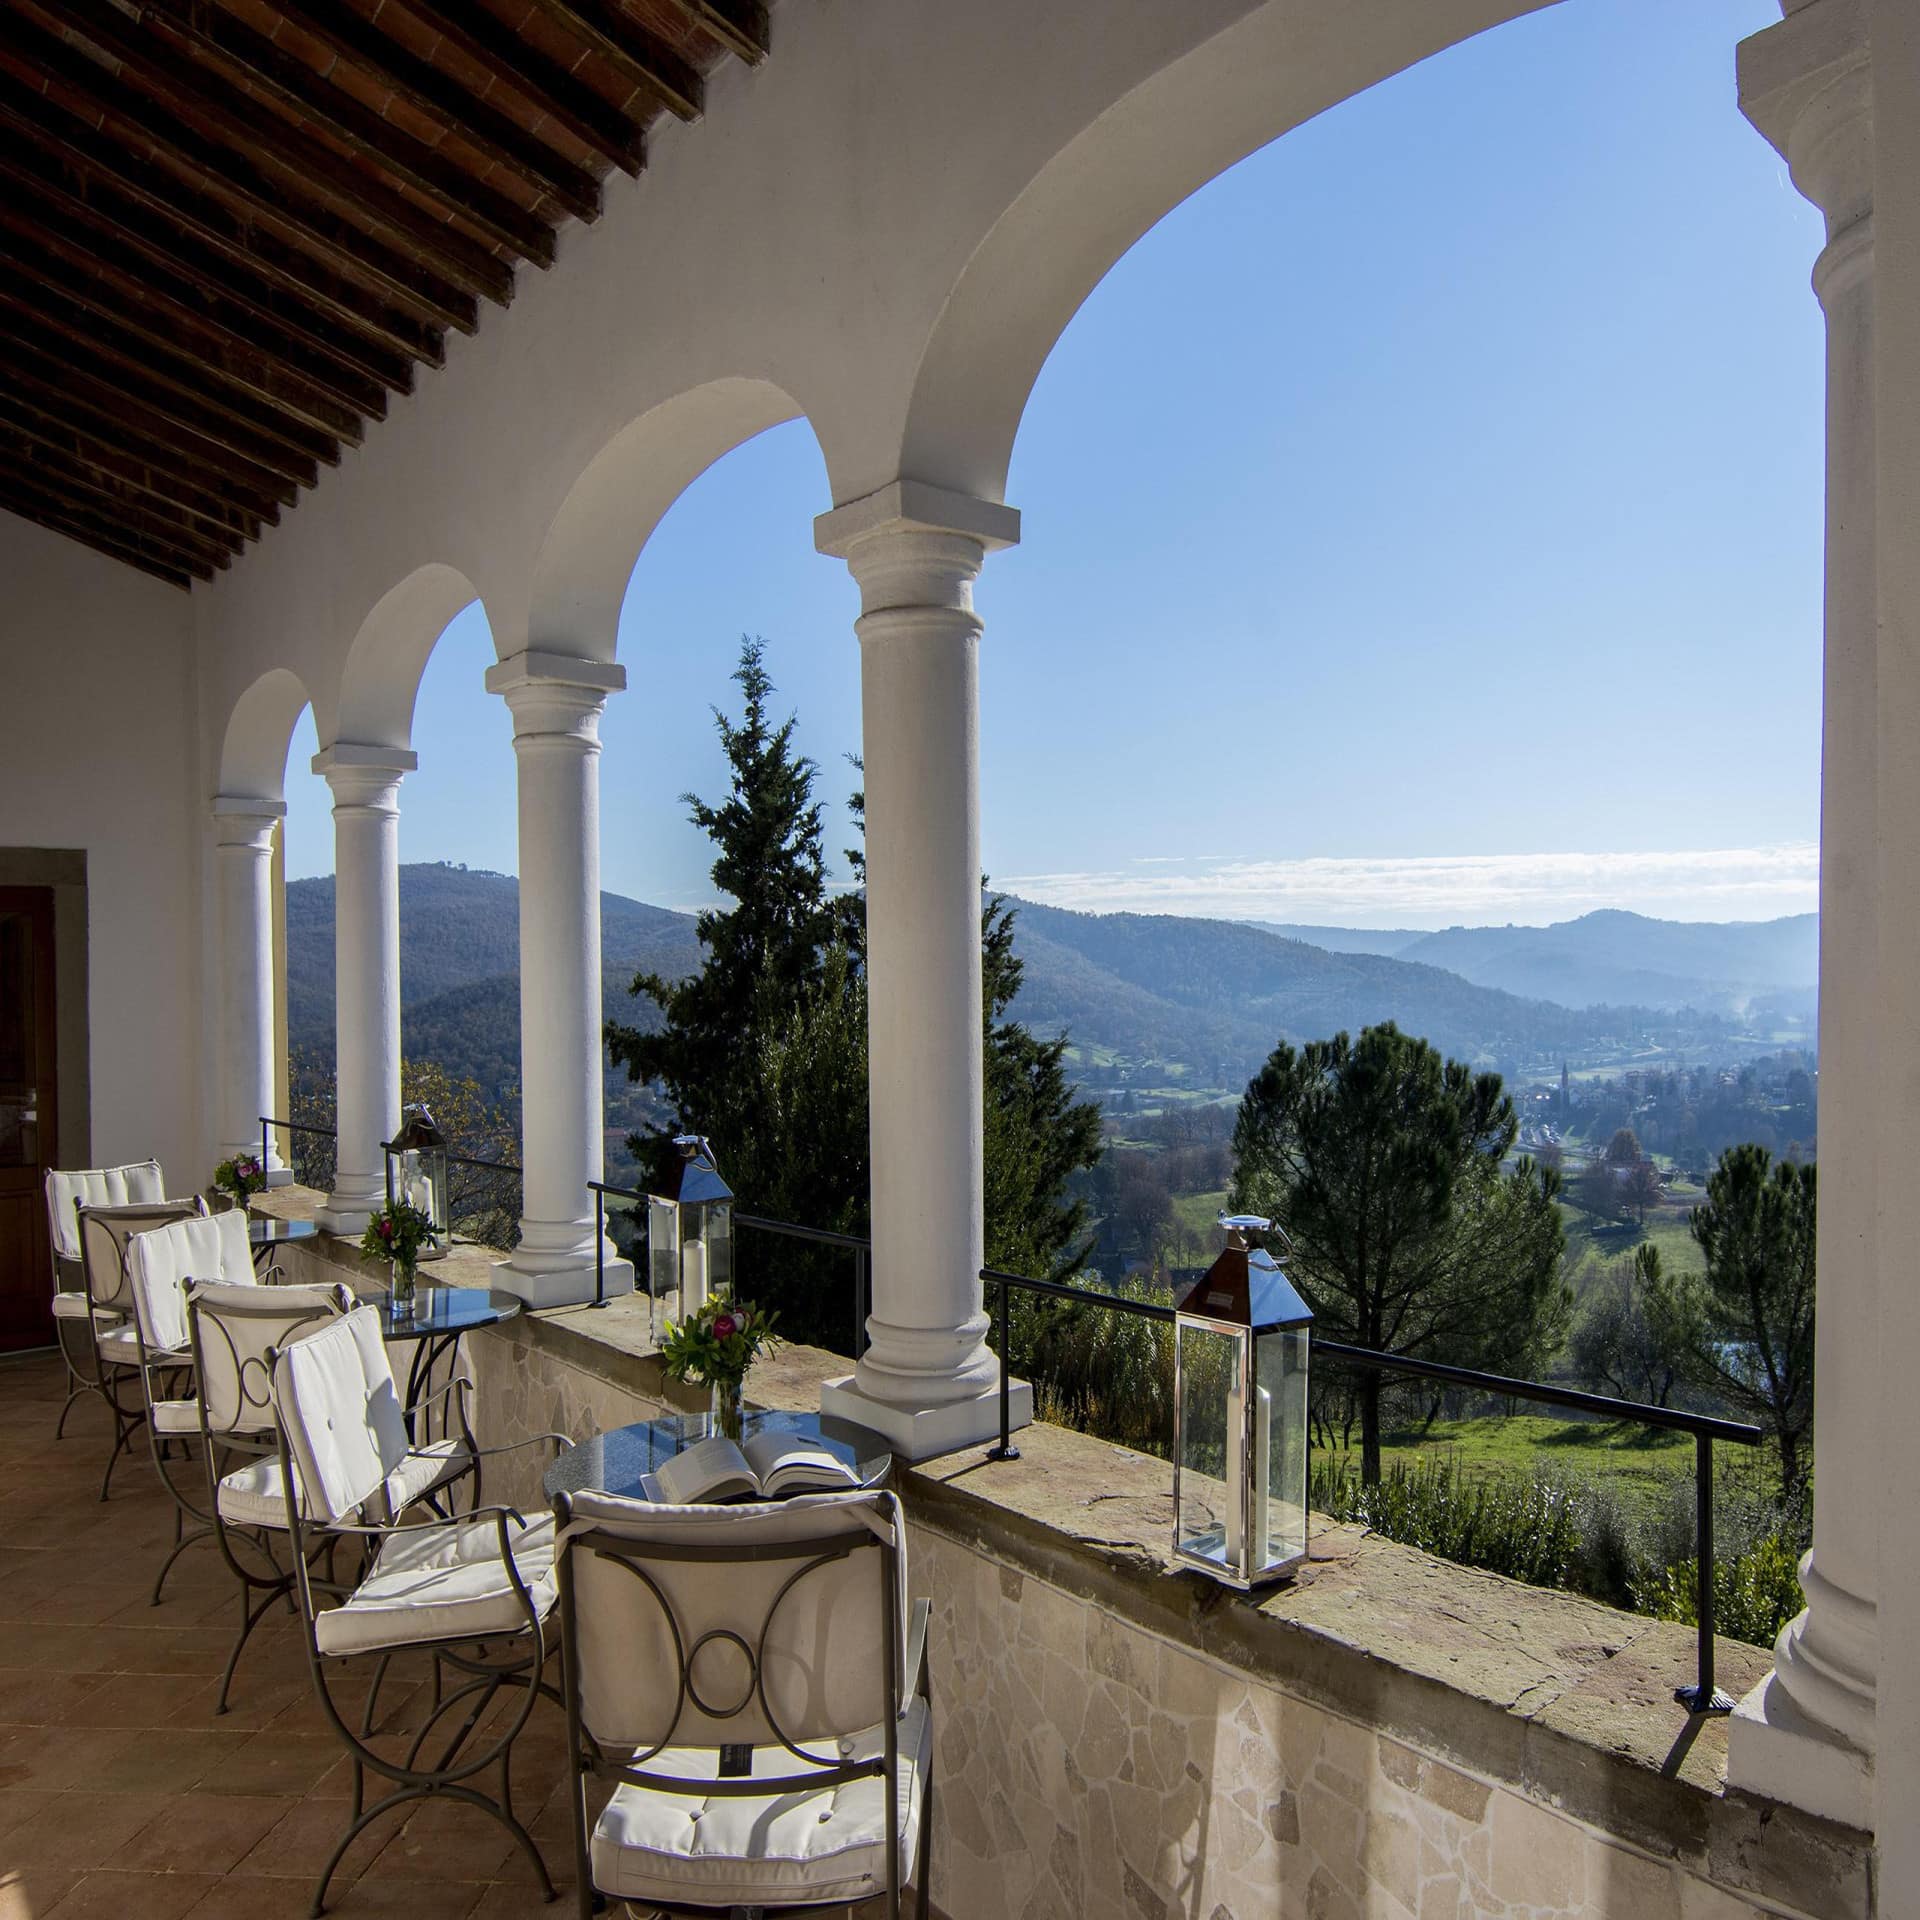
592;1186;607;1310
260;1117;270;1180
852;1246;869;1359
987;1273;1019;1462
1676;1432;1729;1713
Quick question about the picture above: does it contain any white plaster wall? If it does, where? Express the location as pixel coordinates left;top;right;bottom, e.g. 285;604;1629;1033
0;512;202;1176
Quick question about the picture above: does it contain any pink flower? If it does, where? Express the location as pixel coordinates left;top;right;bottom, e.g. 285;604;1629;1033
378;1219;394;1239
712;1312;739;1340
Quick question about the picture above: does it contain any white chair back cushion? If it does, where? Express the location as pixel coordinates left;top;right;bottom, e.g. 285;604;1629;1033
560;1488;908;1753
47;1161;164;1261
78;1198;203;1316
190;1279;352;1437
271;1306;411;1524
128;1209;257;1354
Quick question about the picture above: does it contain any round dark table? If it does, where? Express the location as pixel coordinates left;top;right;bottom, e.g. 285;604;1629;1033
544;1409;892;1506
247;1215;319;1265
366;1284;523;1439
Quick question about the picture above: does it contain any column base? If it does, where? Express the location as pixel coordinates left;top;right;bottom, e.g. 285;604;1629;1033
316;1201;372;1236
263;1167;295;1189
821;1373;1031;1463
491;1253;634;1311
1727;1668;1873;1832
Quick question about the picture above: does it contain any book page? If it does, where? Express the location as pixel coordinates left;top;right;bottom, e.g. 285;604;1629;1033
653;1435;757;1505
742;1429;861;1496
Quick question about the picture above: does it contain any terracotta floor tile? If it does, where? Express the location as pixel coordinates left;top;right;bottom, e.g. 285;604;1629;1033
106;1791;295;1875
88;1728;246;1794
3;1790;173;1870
195;1729;342;1797
175;1875;319;1920
0;1866;84;1920
0;1790;59;1842
0;1627;112;1677
230;1795;403;1883
0;1727;141;1793
359;1799;523;1884
0;1674;109;1729
55;1671;220;1730
39;1868;221;1920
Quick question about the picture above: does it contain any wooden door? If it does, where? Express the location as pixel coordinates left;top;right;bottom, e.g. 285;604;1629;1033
0;888;57;1352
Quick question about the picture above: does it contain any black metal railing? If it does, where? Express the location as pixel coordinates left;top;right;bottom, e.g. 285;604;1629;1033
587;1180;873;1354
259;1116;525;1251
979;1261;1763;1717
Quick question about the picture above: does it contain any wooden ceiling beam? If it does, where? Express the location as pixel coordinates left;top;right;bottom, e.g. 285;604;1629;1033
30;0;516;305
521;0;703;122
661;0;769;67
0;392;268;540
0;190;391;425
0;125;415;394
267;0;602;223
4;352;296;512
391;0;645;177
0;24;478;334
140;0;557;268
0;298;325;489
0;475;212;584
0;438;244;567
0;227;367;446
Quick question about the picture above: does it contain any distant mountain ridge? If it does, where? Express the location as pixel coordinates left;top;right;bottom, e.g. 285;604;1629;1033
1258;908;1817;1016
286;868;1776;1121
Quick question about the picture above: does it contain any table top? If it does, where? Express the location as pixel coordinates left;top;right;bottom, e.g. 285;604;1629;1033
247;1216;319;1246
368;1284;524;1342
543;1409;892;1506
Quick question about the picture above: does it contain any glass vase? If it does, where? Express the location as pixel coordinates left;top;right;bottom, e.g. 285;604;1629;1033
390;1260;417;1314
711;1377;745;1444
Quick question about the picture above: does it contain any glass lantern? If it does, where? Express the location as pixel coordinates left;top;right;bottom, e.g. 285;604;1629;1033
647;1134;734;1311
384;1105;450;1259
1171;1213;1312;1587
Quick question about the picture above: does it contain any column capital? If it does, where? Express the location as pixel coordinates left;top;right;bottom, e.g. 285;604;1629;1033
1739;0;1870;234
211;794;286;851
485;650;626;745
816;481;1021;622
313;742;414;811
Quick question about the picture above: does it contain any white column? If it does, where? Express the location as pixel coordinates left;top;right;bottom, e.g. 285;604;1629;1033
211;795;288;1179
484;650;633;1308
312;745;413;1236
1729;0;1876;1832
814;480;1025;1459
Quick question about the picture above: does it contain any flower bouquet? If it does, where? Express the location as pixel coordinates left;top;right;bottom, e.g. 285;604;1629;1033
360;1196;434;1311
660;1295;779;1442
213;1153;268;1212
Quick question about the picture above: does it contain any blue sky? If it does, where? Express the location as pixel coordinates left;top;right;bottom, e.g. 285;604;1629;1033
285;0;1823;929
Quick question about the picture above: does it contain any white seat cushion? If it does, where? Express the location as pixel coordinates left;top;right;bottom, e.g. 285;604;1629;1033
218;1438;472;1532
50;1292;119;1328
313;1509;556;1657
590;1698;930;1909
151;1398;201;1437
97;1325;186;1371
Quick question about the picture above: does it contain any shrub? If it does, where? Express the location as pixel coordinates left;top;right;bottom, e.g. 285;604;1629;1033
1310;1454;1583;1590
1631;1531;1805;1649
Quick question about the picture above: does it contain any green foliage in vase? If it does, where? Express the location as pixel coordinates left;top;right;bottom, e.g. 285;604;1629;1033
659;1295;779;1393
360;1197;434;1273
213;1154;267;1204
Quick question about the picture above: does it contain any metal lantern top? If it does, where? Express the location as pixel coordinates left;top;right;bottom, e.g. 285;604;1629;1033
654;1134;733;1210
389;1104;448;1157
1172;1214;1313;1334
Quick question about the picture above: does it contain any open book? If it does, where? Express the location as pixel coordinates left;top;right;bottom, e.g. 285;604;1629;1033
646;1430;871;1505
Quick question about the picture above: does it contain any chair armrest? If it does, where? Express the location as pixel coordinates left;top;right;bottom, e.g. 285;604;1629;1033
405;1373;474;1413
906;1596;931;1698
459;1430;573;1462
315;1501;531;1541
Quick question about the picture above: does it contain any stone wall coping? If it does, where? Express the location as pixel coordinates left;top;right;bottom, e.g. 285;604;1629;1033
264;1186;1871;1916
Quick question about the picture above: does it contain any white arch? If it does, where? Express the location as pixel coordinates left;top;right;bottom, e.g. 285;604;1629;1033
896;0;1559;504
217;666;313;803
525;377;811;663
332;561;484;751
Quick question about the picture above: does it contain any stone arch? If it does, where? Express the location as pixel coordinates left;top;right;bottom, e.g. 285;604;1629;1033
525;376;812;663
217;665;314;803
332;561;485;751
896;0;1556;505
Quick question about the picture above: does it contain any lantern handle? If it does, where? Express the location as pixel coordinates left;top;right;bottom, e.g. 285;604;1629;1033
1218;1213;1293;1259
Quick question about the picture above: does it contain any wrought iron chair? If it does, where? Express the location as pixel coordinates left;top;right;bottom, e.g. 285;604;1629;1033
552;1485;934;1920
186;1278;354;1711
72;1192;206;1499
269;1305;568;1917
125;1208;262;1605
44;1159;167;1440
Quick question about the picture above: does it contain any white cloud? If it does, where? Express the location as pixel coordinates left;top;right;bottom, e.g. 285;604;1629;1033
996;842;1820;928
